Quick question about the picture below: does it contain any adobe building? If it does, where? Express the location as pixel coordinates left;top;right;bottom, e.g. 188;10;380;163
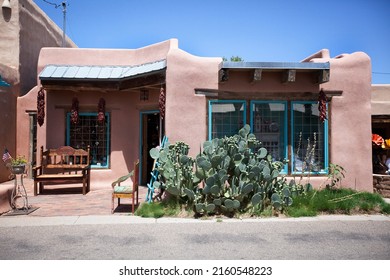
0;0;75;183
17;39;373;192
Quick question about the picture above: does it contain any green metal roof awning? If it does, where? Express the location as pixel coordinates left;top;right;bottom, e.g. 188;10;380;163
39;60;167;90
39;60;166;81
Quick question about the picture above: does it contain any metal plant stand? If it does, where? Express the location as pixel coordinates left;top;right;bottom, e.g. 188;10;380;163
10;172;29;211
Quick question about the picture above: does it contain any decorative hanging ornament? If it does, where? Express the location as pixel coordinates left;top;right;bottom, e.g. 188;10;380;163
37;87;45;127
71;97;79;125
97;98;105;124
159;86;166;119
372;134;384;147
318;89;327;123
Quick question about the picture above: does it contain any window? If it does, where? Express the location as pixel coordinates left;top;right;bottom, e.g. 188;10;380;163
251;101;288;165
209;100;246;139
66;112;110;168
291;102;328;174
209;100;328;174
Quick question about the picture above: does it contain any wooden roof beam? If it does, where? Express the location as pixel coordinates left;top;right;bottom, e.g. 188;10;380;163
282;69;296;83
251;69;262;83
219;69;229;83
317;69;330;84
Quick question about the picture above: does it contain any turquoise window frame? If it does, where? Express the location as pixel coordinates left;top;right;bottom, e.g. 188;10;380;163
250;101;288;174
290;101;328;175
66;112;110;169
208;100;246;140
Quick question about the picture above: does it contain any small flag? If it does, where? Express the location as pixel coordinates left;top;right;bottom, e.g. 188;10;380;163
2;148;12;162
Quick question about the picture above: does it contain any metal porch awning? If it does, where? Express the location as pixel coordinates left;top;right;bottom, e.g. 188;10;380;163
221;61;330;70
219;61;330;84
39;60;167;90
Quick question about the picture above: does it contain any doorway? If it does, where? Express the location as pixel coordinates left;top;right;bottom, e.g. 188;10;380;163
28;112;37;178
140;111;161;185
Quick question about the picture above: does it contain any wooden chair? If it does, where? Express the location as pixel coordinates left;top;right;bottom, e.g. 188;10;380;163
111;160;139;214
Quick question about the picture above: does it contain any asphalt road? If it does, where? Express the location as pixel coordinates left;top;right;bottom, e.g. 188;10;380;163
0;215;389;260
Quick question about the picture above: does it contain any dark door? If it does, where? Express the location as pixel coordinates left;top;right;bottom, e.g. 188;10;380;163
141;112;160;185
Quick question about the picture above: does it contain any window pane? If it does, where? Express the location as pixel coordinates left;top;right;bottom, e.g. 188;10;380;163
67;113;110;168
252;102;287;162
292;103;327;173
210;101;245;139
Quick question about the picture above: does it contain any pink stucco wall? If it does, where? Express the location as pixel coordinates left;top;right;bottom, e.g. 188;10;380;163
371;84;390;115
165;48;221;155
321;52;373;191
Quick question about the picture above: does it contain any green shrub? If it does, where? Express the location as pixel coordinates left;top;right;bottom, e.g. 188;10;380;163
136;202;165;218
380;201;390;214
287;207;317;217
135;197;183;218
287;188;390;217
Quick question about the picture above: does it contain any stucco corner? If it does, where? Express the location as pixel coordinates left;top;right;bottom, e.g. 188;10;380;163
168;38;179;49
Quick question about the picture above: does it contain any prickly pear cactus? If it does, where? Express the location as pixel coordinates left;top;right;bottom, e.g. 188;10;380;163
193;124;288;216
150;125;302;217
150;141;198;202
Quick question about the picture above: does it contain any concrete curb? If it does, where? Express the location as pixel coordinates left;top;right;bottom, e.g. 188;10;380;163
0;214;389;228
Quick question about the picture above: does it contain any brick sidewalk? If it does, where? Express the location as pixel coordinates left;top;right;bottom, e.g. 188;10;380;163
1;178;148;217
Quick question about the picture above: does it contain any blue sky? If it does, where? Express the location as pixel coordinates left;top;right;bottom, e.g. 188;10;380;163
34;0;390;84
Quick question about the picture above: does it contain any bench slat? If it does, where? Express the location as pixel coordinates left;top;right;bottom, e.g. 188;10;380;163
45;164;88;169
36;174;84;179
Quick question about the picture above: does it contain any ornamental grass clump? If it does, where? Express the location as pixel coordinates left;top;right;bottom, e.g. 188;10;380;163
286;188;390;216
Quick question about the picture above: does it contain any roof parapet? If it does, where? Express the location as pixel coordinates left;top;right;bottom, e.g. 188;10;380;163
301;49;330;62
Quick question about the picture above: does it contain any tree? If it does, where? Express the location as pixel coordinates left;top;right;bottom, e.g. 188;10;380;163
222;56;244;62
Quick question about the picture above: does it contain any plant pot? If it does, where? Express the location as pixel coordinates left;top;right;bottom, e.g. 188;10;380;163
11;165;25;175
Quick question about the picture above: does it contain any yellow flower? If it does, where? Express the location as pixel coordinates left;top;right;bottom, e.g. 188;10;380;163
382;139;390;149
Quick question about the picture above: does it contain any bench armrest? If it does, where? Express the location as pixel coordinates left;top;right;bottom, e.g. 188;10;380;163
111;170;134;188
81;165;90;174
32;165;43;176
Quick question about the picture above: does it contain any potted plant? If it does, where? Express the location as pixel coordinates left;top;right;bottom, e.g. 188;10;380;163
7;155;28;174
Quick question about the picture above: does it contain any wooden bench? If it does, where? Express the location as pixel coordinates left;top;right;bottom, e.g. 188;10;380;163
33;146;91;196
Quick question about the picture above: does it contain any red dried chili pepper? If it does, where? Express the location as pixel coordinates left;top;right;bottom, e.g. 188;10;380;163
71;97;79;125
97;98;105;124
318;89;327;123
37;87;45;127
159;87;166;119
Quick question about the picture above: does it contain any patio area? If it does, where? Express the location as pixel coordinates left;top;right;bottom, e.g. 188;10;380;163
0;177;148;217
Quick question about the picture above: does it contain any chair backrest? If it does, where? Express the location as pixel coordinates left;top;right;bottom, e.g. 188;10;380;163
133;160;139;191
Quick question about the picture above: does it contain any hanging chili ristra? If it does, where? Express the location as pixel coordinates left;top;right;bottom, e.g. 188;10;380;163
318;89;327;123
71;97;79;125
97;98;105;124
37;87;45;127
159;86;166;119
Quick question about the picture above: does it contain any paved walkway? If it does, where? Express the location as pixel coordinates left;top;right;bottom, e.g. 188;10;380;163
1;177;390;222
0;178;148;217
